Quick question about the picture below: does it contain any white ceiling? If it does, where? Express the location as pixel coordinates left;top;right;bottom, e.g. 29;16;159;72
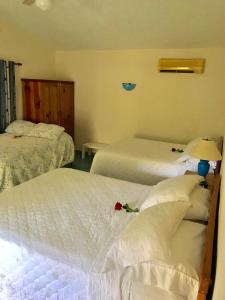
1;0;225;50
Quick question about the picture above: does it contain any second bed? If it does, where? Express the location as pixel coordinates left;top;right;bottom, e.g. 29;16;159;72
91;137;220;185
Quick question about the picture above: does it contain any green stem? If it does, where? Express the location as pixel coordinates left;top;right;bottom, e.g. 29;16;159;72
122;203;139;213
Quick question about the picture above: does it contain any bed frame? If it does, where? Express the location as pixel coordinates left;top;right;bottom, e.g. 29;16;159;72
197;147;222;299
214;136;223;174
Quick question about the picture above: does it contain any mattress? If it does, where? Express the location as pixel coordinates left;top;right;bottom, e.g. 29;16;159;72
0;169;206;300
90;137;190;185
0;132;74;192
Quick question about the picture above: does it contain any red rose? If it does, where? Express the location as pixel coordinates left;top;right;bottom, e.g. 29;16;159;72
114;202;123;210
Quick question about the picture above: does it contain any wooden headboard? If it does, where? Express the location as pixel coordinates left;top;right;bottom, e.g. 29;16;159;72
197;173;221;300
214;136;223;174
22;78;75;138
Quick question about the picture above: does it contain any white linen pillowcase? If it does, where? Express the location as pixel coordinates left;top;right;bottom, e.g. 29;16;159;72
130;221;206;300
5;120;35;136
102;201;190;272
28;123;65;140
140;175;203;212
185;186;210;221
184;157;217;173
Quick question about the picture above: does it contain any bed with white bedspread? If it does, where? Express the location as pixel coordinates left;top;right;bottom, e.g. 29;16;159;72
91;137;218;185
0;131;74;192
0;168;214;300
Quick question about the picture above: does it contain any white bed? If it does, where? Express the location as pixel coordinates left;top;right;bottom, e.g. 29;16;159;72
90;137;217;185
0;168;209;300
0;131;74;192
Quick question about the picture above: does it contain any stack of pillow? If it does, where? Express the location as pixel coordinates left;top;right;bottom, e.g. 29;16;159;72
5;120;65;140
140;174;210;221
102;175;209;300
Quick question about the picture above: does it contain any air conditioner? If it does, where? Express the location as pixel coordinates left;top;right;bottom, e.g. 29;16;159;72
158;58;205;74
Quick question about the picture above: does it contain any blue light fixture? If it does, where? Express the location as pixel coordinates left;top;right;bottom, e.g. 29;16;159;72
122;83;136;91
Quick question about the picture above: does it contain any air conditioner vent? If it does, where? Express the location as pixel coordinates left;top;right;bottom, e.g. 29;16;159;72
158;58;205;74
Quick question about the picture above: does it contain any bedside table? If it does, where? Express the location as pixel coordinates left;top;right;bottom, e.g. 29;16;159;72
185;171;215;193
82;142;108;159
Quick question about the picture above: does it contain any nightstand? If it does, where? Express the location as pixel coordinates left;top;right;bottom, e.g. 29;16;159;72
82;142;108;159
185;171;215;193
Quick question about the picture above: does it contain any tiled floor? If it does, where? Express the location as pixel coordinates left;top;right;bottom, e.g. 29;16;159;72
72;150;94;172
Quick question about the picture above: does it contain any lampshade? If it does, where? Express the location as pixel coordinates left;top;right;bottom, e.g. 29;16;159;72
36;0;52;11
190;139;222;161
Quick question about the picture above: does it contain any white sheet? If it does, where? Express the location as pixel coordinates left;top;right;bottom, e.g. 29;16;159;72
0;169;206;300
0;132;74;192
90;137;212;185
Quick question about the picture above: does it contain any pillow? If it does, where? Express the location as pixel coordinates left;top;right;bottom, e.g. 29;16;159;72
131;284;186;300
185;157;216;173
102;201;190;272
185;186;210;221
140;175;203;211
130;221;206;300
28;123;65;140
5;120;35;136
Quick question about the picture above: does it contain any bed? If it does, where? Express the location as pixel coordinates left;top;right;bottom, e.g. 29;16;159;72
0;120;74;192
0;168;220;300
90;137;222;185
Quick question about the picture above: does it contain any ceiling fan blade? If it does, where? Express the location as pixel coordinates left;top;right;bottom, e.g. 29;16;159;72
22;0;35;5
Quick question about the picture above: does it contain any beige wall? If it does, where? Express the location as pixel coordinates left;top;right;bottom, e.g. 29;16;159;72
0;21;56;118
55;48;225;149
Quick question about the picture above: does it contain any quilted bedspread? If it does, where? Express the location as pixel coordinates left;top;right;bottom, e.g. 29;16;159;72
0;168;151;300
0;132;74;192
91;138;188;185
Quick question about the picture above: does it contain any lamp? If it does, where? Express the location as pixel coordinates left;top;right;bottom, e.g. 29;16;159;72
122;83;136;91
35;0;52;11
189;139;222;177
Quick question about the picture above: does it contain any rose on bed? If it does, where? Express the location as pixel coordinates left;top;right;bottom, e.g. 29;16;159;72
114;202;139;213
171;147;184;153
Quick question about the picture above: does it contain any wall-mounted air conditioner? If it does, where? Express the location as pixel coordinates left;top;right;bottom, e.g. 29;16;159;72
158;58;205;74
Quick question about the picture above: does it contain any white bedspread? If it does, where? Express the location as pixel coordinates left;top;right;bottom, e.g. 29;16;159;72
0;169;204;300
0;168;151;300
91;138;189;185
0;132;74;192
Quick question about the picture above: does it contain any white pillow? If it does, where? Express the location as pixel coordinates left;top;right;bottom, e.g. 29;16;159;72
102;201;190;272
140;175;203;211
176;153;190;163
185;157;216;173
28;123;65;140
130;221;206;300
185;186;210;221
131;284;186;300
5;120;35;136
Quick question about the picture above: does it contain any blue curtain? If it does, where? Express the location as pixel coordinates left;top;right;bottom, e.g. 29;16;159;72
0;60;16;133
